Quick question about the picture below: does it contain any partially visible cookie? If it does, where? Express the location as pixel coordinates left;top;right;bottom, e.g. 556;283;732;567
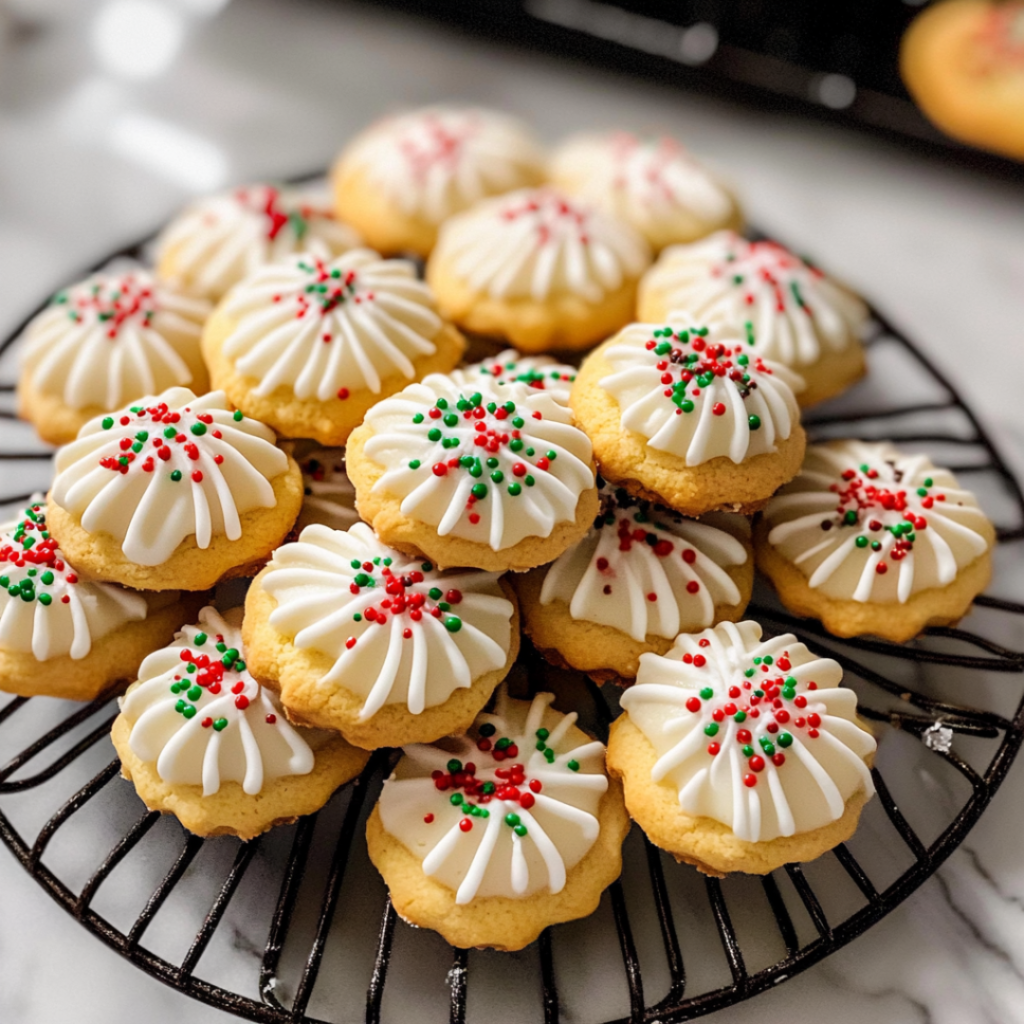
332;107;545;258
17;269;211;446
570;319;805;516
426;187;651;353
366;686;631;951
550;131;742;251
514;479;752;682
638;232;869;407
113;606;369;840
293;443;360;534
755;439;995;642
607;620;877;876
450;348;577;407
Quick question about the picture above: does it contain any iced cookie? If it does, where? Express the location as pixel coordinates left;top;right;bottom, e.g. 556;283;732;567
638;232;869;407
570;319;804;516
331;106;545;259
0;498;204;700
112;606;369;839
549;131;742;252
514;479;752;682
366;686;630;950
17;269;211;446
46;387;302;591
346;374;599;572
450;348;577;406
901;0;1024;162
155;184;361;302
426;187;652;353
755;440;995;643
242;522;520;749
607;621;876;876
293;444;360;534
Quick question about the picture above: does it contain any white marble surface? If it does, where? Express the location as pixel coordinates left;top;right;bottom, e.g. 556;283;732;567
0;1;1023;1022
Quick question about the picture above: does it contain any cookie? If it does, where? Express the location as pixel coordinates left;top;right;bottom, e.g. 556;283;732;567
755;439;995;642
513;479;752;682
901;0;1024;162
549;131;742;251
242;522;520;749
201;250;465;446
426;187;652;353
638;232;869;407
331;106;545;259
112;606;369;840
346;373;599;572
450;348;577;406
292;443;360;534
366;686;631;950
17;268;211;446
46;387;302;591
570;319;805;515
156;183;361;302
607;620;876;876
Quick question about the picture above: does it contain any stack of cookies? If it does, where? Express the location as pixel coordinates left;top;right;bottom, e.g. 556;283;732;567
6;105;995;952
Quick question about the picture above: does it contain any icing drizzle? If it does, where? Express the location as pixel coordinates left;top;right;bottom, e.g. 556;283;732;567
764;440;993;603
122;607;317;796
597;319;801;466
540;480;749;641
50;387;291;566
451;349;577;407
433;187;651;303
261;523;515;719
362;374;595;551
377;687;608;902
0;498;147;660
20;269;210;411
642;231;868;367
219;250;445;402
621;621;876;843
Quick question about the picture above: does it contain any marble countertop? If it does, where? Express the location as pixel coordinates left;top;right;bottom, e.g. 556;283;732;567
0;2;1023;1022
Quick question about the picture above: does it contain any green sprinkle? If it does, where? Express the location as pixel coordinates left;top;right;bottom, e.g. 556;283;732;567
479;723;496;737
213;718;228;731
744;668;755;677
924;478;933;487
490;470;504;483
471;483;487;499
567;759;580;772
856;535;868;548
704;722;719;737
680;400;694;413
409;459;421;469
444;413;458;427
509;438;524;452
422;562;433;571
412;413;424;424
495;737;511;751
748;415;761;430
38;593;52;606
190;422;206;436
525;475;535;487
512;416;525;429
871;540;882;551
187;685;202;701
917;487;928;497
436;398;448;410
450;793;463;805
546;450;557;460
508;483;522;496
41;571;54;585
505;812;520;827
742;744;754;757
536;728;550;740
102;417;114;430
700;687;714;700
545;748;555;763
429;587;442;600
170;470;182;482
182;704;197;719
734;710;747;722
763;656;773;665
444;616;462;633
233;410;243;421
777;732;793;748
514;824;528;837
843;510;858;526
427;427;442;441
175;699;186;714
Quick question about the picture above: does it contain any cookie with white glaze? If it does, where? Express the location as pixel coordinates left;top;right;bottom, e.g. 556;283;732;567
513;479;753;682
201;250;465;446
0;498;205;700
755;440;995;642
46;387;303;591
549;131;742;251
607;620;876;876
450;348;577;407
426;187;652;353
366;686;630;950
112;606;369;840
638;232;869;406
156;184;362;303
331;106;545;259
242;523;520;749
570;318;805;516
17;269;211;446
346;374;599;572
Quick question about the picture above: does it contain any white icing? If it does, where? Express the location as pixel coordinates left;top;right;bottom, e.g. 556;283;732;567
339;107;545;225
597;318;802;466
156;184;361;300
121;607;318;796
432;187;651;303
450;348;577;406
550;132;736;245
540;480;749;641
642;231;869;368
621;620;876;843
50;387;291;566
377;687;608;902
19;269;210;412
361;374;596;551
0;497;148;661
764;440;993;604
261;523;515;719
294;446;360;533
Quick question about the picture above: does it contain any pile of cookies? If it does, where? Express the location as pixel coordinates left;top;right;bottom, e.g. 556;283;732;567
5;106;995;952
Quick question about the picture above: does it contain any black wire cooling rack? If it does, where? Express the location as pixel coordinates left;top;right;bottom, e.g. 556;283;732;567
0;221;1022;1024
